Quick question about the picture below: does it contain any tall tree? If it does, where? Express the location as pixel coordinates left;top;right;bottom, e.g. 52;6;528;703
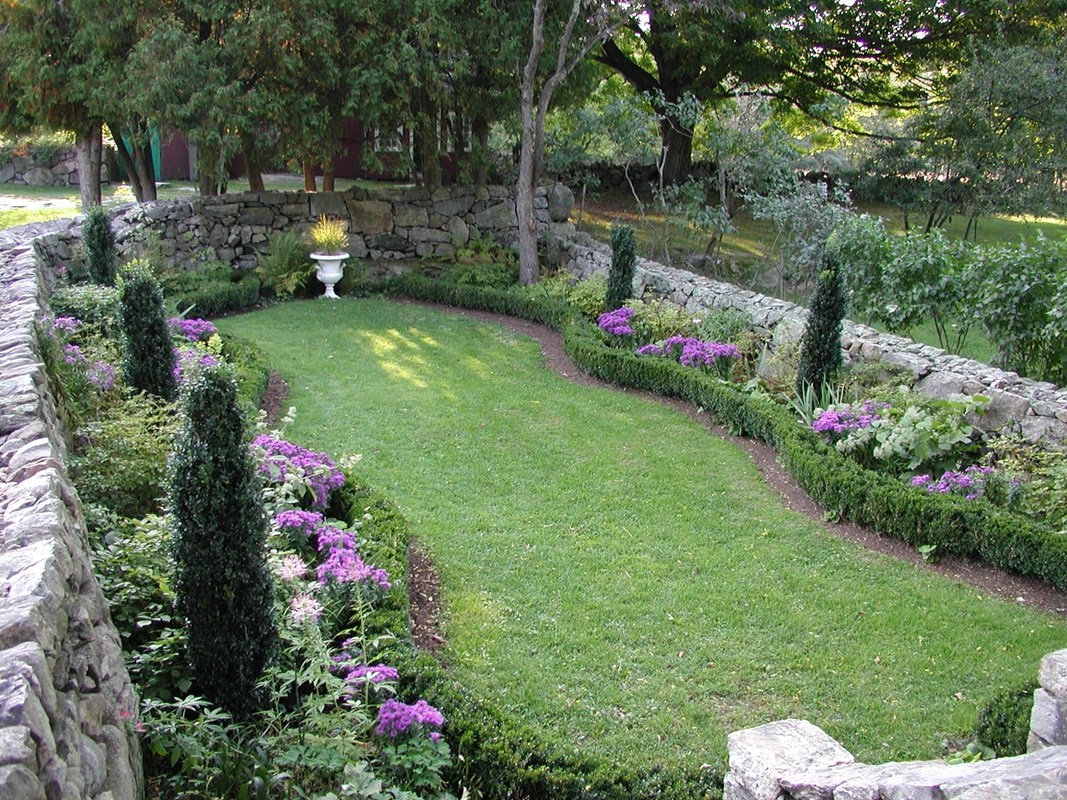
1;0;103;208
595;0;1062;185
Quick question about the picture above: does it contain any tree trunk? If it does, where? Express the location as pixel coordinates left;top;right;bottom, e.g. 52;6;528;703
134;141;158;202
198;143;219;196
322;166;335;193
109;123;145;203
516;0;548;286
243;135;266;192
76;120;103;210
659;118;694;186
302;160;317;192
472;117;489;186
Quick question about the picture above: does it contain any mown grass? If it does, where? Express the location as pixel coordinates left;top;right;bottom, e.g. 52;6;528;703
218;298;1067;773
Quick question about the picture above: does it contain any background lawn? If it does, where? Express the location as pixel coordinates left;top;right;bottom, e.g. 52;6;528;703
219;298;1067;772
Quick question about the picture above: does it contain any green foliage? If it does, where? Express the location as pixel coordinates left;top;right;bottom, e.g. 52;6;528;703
625;298;697;345
50;284;120;328
795;256;846;396
606;224;637;311
174;279;261;319
219;332;272;409
970;237;1067;384
169;366;276;717
973;681;1038;757
440;236;520;289
992;437;1067;532
566;274;608;320
309;215;350;255
72;391;177;518
87;510;191;702
83;206;118;286
256;230;313;297
118;261;177;401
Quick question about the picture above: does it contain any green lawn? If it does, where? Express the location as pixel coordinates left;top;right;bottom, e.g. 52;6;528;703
218;298;1067;773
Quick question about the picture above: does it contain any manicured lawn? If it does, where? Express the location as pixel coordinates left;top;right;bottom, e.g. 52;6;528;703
219;298;1067;772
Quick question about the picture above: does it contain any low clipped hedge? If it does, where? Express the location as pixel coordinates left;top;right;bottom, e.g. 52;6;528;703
174;278;261;318
379;274;1067;592
328;476;723;800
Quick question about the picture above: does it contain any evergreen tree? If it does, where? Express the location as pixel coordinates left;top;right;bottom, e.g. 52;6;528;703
795;253;847;397
83;206;117;285
606;224;637;311
118;261;177;401
169;365;276;717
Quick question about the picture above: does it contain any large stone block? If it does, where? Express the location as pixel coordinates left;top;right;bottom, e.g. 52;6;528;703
23;167;55;187
236;206;275;227
1039;649;1067;698
474;201;516;231
310;192;348;218
1031;689;1067;745
434;195;475;218
394;205;429;228
726;720;854;800
548;182;575;222
347;200;393;235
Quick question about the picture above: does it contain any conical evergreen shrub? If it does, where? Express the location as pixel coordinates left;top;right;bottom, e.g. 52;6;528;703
118;261;177;401
605;224;637;312
795;253;847;397
83;206;117;286
169;365;276;717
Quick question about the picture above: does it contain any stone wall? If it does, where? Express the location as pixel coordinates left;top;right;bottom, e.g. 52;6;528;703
564;233;1067;444
723;716;1067;800
32;183;576;274
0;146;109;188
0;225;141;799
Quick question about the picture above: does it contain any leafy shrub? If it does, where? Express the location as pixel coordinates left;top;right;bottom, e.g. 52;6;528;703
119;261;178;401
157;260;233;298
88;510;191;702
970;237;1067;384
606;224;637;311
440;258;519;289
991;437;1067;532
696;307;752;345
256;230;314;297
83;206;117;286
973;681;1037;757
50;284;120;328
71;391;178;518
169;366;277;717
173;279;261;318
795;255;846;397
567;274;608;320
218;332;272;408
626;298;697;345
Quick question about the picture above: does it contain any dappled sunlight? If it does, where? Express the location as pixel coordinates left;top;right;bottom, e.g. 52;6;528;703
357;328;437;389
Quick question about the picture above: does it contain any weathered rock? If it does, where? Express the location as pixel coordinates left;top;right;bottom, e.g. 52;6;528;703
548;182;575;222
394;205;429;228
446;216;470;246
726;720;854;800
1040;650;1067;699
1032;690;1067;746
23;167;54;187
310;192;348;218
475;200;516;230
347;200;393;235
236;206;274;227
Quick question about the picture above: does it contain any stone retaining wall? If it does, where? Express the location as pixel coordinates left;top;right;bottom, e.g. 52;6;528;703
32;183;576;274
0;146;109;188
0;226;141;799
564;233;1067;444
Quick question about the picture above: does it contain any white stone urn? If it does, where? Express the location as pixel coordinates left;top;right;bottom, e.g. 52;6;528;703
310;252;348;299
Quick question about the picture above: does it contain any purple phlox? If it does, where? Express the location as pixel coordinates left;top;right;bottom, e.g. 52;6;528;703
168;317;218;342
52;316;81;333
812;401;886;435
344;663;400;687
315;524;357;553
635;343;666;356
251;435;345;509
911;465;995;500
598;307;636;337
375;698;445;738
86;361;116;391
172;346;220;382
63;343;87;365
316;546;391;590
273;509;324;537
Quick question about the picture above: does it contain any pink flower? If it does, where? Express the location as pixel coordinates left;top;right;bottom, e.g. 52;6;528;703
289;593;323;625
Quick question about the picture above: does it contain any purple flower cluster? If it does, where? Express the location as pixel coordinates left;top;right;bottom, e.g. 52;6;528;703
636;336;740;374
61;344;116;391
598;306;636;337
911;465;994;500
316;545;391;590
375;698;445;740
172;346;220;382
812;401;887;435
274;509;325;537
52;316;81;333
168;317;218;342
251;435;345;509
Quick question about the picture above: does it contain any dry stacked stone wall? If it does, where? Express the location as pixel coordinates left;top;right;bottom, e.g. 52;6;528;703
31;183;577;274
564;232;1067;444
0;223;141;800
0;146;108;188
